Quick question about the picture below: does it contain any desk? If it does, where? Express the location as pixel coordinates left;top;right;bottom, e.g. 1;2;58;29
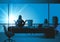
8;26;56;38
8;26;45;33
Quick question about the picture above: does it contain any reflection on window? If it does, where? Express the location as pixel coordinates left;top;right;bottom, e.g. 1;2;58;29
0;4;8;23
50;4;60;24
0;4;48;32
0;4;48;24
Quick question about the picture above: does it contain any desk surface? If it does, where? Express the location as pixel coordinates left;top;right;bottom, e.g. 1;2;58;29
8;26;55;33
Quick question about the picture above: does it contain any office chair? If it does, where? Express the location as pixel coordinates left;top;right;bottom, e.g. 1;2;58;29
3;25;15;42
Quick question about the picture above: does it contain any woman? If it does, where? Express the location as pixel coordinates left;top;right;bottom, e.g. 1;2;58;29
15;15;25;28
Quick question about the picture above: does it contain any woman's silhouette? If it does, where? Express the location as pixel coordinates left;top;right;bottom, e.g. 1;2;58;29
15;15;25;28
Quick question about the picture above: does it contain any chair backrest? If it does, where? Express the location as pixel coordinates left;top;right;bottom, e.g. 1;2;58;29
3;25;7;33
